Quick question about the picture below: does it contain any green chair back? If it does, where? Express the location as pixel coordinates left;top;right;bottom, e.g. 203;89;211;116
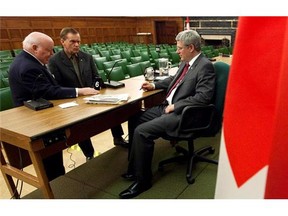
0;87;14;111
211;61;230;134
126;63;143;77
109;66;126;81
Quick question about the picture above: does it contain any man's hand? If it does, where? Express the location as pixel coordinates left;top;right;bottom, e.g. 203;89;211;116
140;81;155;91
78;87;99;96
165;104;175;114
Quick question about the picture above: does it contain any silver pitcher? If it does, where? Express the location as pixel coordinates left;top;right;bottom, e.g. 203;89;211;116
158;58;172;76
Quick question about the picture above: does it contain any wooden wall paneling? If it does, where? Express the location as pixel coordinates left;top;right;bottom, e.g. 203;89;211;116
0;17;184;51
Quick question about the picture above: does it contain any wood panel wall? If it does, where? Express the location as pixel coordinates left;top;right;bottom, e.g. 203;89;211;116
0;16;183;51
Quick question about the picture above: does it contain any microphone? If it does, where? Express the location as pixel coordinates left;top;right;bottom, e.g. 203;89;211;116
103;59;125;88
24;73;54;111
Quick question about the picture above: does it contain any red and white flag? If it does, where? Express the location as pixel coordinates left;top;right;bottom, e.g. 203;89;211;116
186;17;190;30
215;17;288;198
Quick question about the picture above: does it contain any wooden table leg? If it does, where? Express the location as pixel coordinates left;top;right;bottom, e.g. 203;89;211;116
28;151;54;198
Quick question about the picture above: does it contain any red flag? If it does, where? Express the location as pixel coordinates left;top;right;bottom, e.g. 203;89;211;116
216;17;288;198
186;17;190;30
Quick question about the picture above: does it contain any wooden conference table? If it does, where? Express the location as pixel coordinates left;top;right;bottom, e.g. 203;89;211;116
0;76;165;199
0;56;232;199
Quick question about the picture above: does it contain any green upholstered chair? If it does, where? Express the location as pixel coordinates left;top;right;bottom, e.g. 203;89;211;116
120;50;132;63
110;55;122;61
169;52;180;67
130;56;143;64
0;66;10;88
117;59;130;79
158;61;230;184
140;51;150;62
126;63;143;78
108;66;126;81
0;50;13;59
132;50;141;57
139;61;151;74
0;87;14;111
94;57;108;73
99;50;111;61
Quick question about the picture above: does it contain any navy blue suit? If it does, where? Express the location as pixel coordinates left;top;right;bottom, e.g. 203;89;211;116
8;51;78;181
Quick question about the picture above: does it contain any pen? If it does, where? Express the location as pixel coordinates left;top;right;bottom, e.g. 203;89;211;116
139;87;143;90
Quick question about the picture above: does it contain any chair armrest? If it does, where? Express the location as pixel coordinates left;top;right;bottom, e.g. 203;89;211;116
178;104;215;134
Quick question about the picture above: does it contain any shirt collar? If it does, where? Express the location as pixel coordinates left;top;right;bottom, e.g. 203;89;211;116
23;49;45;66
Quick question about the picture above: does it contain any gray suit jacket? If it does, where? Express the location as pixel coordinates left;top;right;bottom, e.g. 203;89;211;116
48;50;98;88
154;53;215;137
155;53;215;114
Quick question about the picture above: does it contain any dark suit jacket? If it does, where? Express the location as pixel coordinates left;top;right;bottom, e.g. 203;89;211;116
48;50;98;88
9;51;76;107
154;53;215;137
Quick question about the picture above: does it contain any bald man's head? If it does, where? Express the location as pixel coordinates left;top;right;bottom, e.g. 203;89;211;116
22;32;54;65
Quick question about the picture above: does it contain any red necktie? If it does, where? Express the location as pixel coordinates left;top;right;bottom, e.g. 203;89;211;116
166;63;190;98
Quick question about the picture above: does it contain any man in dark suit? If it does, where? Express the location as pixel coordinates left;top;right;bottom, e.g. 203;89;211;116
48;28;128;161
119;30;216;198
8;31;99;181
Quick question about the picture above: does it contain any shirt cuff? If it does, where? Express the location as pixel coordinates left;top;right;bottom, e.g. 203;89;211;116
75;88;78;97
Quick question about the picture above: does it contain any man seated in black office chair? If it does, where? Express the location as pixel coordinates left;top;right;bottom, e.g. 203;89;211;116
48;27;128;161
119;29;216;199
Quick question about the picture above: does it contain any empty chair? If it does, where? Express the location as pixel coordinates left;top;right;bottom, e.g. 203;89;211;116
130;56;143;64
94;57;108;73
132;50;141;57
110;55;122;61
139;61;151;74
140;51;150;62
0;50;13;59
99;50;111;61
120;50;132;63
126;63;143;78
0;87;13;111
108;66;126;81
111;49;121;55
169;52;180;67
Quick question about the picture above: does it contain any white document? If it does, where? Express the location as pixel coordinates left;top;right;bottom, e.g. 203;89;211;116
59;101;79;109
83;94;129;104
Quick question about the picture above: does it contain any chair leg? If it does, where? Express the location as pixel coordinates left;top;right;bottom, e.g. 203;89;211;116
194;146;218;165
158;140;218;184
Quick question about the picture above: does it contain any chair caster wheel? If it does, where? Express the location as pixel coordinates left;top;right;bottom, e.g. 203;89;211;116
209;148;215;154
186;175;195;184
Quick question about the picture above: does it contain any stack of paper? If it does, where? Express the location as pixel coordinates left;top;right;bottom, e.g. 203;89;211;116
83;94;129;104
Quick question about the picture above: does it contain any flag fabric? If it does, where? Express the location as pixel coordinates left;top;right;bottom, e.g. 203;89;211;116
215;17;288;198
186;17;190;30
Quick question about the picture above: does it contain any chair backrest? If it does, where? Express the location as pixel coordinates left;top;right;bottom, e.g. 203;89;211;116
210;61;230;134
0;87;14;111
94;57;107;71
109;66;126;81
130;56;143;64
139;61;151;74
178;61;230;138
126;63;143;78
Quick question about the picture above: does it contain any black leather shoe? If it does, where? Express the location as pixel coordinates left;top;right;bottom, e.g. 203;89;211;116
114;137;129;148
86;156;94;162
119;181;152;199
121;173;136;181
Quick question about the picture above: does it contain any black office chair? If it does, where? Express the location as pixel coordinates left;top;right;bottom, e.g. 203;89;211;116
158;61;230;184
